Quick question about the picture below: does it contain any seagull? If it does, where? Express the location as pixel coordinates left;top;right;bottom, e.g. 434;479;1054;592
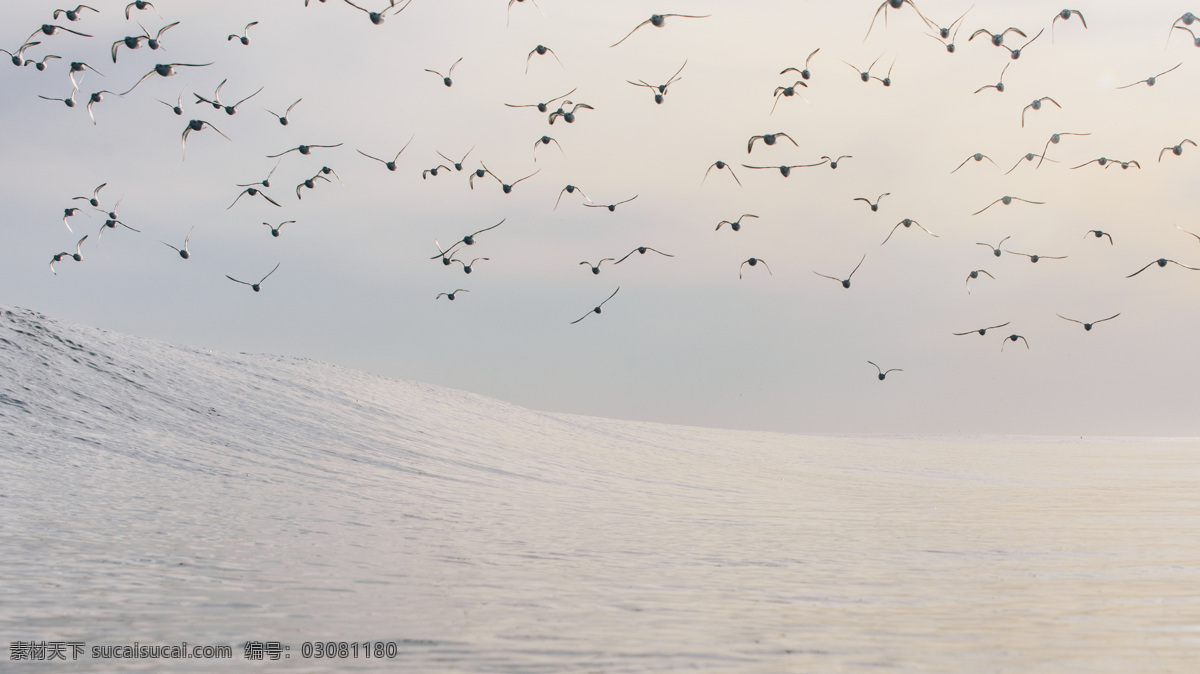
227;263;280;293
477;164;538;193
1002;28;1044;59
716;214;758;232
452;219;503;248
554;185;591;209
73;183;107;208
53;5;99;22
228;186;281;209
972;195;1044;216
570;287;619;324
422;165;451;179
953;321;1010;336
815;254;865;288
142;21;179;50
1127;258;1200;277
161;225;193;259
952;152;1000;173
1057;313;1119;331
548;101;593;124
627;61;686;104
533;135;564;160
841;54;886;83
854;193;890;212
295;174;331;199
267;143;343;158
1006;151;1058;174
614;246;673;264
121;63;213;96
2;40;42;67
1038;131;1090;168
811;155;853;169
49;251;72;274
780;48;821;80
739;258;772;279
867;361;902;380
583;195;637;212
84;89;117;124
237;162;280;190
97;215;141;241
970;26;1026;48
771;80;810;113
37;79;81;107
1003;248;1067;263
263;220;294;238
217;85;263;115
1159;139;1196;161
976;236;1011;257
228;21;258;45
881;218;938;245
974;62;1011;93
964;269;995;294
1052;9;1087;42
62;207;86;232
610;13;711;48
1001;334;1030;350
1084;229;1113;244
1070;157;1139;170
437;147;473;171
437;289;469;300
124;1;160;20
1117;63;1182;89
452;257;489;274
504;88;576;113
66;61;103;89
265;98;302;125
156;87;187;115
525;44;562;74
343;0;411;25
702;160;742;187
24;54;61;71
864;0;932;42
181;120;231;160
425;57;462;87
358;135;414;171
742;163;808;177
579;259;614;275
747;132;798;153
26;24;92;45
506;0;544;27
1021;97;1060;127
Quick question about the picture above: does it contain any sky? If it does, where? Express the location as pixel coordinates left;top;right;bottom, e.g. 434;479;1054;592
3;0;1200;436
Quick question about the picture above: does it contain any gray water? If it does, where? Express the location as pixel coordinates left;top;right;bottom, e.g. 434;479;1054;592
2;306;1198;671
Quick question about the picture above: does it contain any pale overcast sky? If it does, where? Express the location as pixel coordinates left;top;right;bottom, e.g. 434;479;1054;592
3;1;1199;435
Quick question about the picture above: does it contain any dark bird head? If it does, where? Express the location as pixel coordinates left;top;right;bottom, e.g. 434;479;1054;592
650;14;665;26
298;145;311;154
779;165;791;177
1157;258;1169;267
654;93;663;104
179;250;189;259
714;160;726;169
474;168;485;178
842;279;851;288
251;283;261;292
443;77;452;87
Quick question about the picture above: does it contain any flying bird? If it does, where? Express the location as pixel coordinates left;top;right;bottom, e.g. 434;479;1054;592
228;186;281;209
747;132;798;153
614;246;673;264
358;135;415;171
1021;97;1060;127
881;218;938;245
1159;139;1196;161
1038;131;1090;168
554;184;591;209
579;259;614;275
267;143;343;158
124;1;160;20
548;101;593;124
437;147;473;171
1001;334;1030;351
610;13;711;48
525;45;562;74
1057;313;1119;331
628;61;686;104
974;62;1011;93
504;88;576;113
863;0;932;42
583;195;637;212
976;236;1011;257
867;361;902;380
1126;258;1200;277
1003;248;1067;263
814;254;866;288
780;48;820;80
181;120;231;160
739;258;772;279
452;257;489;274
226;263;280;293
1084;230;1113;244
73;183;107;208
262;220;293;238
972;195;1044;216
1116;63;1182;89
295;173;331;200
716;214;758;232
121;63;213;96
953;322;1010;337
854;193;890;212
53;5;99;22
702;160;742;187
964;269;995;294
1052;9;1087;42
952;153;1000;173
265;98;302;125
425;57;462;87
437;289;468;300
570;287;620;324
343;0;411;25
161;226;193;259
228;21;258;45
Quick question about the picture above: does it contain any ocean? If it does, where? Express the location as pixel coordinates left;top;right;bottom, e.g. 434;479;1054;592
2;306;1197;671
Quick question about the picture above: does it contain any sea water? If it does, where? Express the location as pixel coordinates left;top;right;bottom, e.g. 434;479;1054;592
2;306;1198;671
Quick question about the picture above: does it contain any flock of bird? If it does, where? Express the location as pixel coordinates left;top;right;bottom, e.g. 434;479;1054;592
12;1;1200;383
